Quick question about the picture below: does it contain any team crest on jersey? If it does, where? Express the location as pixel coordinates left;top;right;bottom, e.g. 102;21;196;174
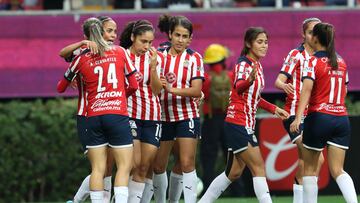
85;52;92;57
183;60;190;68
284;56;298;66
135;72;144;82
165;72;177;84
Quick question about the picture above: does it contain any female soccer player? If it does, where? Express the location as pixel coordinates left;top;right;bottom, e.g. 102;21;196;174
199;27;289;203
119;19;164;203
290;22;358;203
57;17;138;203
152;15;204;203
58;16;117;203
274;17;324;203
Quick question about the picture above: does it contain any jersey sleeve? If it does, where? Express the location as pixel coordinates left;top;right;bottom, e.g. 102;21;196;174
64;55;82;81
191;53;205;81
280;49;300;79
234;61;250;86
120;47;137;76
302;56;316;81
156;51;165;77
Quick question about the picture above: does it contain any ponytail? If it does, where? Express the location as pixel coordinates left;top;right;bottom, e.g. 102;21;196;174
82;17;109;56
120;20;154;49
119;22;135;49
325;26;338;69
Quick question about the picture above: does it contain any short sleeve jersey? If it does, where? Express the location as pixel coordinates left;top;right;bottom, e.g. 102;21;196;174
126;49;164;121
225;56;265;132
65;46;136;117
158;47;205;122
302;51;348;116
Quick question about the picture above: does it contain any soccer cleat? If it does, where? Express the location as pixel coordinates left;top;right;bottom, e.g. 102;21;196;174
65;201;73;203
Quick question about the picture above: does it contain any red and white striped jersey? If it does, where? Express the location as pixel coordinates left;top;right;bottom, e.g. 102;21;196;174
280;44;310;116
225;56;265;132
66;46;136;117
126;49;164;121
303;51;348;116
159;48;204;122
64;46;88;116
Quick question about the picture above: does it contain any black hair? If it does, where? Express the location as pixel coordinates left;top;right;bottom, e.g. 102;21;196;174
158;14;193;40
313;23;338;69
240;27;268;56
119;20;154;49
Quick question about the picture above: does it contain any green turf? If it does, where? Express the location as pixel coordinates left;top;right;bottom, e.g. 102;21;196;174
147;195;354;203
34;195;359;202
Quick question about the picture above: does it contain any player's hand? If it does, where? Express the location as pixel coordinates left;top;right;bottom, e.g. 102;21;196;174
274;107;289;120
70;78;78;89
160;75;167;87
290;117;301;134
282;83;295;94
193;91;205;106
82;40;98;54
149;47;158;70
249;65;258;83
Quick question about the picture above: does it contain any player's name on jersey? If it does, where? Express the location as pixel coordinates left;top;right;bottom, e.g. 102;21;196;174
90;57;117;66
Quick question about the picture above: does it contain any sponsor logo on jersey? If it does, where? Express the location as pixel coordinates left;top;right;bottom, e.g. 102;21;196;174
317;103;346;113
95;91;122;99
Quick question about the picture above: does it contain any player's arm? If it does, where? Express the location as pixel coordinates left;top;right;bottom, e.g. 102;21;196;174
125;72;139;97
275;73;294;94
149;48;163;95
258;98;289;120
59;40;97;59
164;78;203;98
57;56;81;93
290;78;314;133
235;66;256;95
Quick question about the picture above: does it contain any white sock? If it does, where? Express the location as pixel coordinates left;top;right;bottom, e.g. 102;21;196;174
90;190;104;203
182;170;198;203
198;172;231;203
104;176;112;203
293;184;303;203
128;179;145;203
73;175;90;203
153;172;168;203
336;172;358;203
303;176;318;203
140;178;154;203
114;186;129;203
169;171;183;203
253;177;272;203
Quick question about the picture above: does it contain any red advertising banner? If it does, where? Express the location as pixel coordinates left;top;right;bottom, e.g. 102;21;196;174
259;118;329;190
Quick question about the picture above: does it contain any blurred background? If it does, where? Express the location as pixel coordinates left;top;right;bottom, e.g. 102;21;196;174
0;0;359;202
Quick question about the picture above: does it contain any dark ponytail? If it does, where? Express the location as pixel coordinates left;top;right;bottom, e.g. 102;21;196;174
158;14;193;40
119;20;154;49
313;23;338;69
240;27;267;56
